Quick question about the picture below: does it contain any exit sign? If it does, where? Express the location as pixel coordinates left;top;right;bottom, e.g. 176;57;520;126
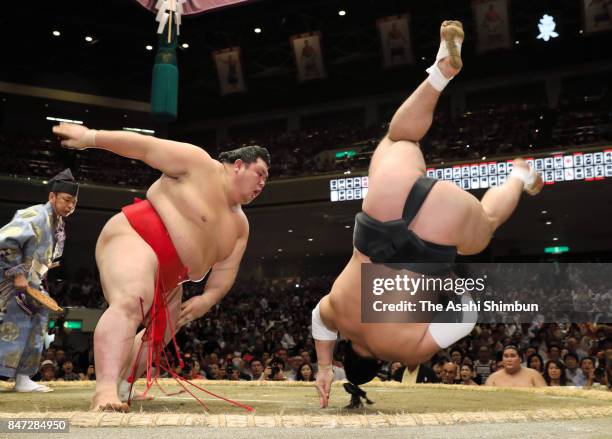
544;246;569;254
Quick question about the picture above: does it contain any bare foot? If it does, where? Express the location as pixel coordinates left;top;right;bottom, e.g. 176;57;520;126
130;389;155;401
438;20;464;78
90;391;130;412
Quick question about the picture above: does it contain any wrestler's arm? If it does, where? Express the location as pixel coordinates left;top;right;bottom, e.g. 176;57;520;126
313;295;337;408
178;221;249;327
313;296;338;365
52;123;211;177
484;372;497;386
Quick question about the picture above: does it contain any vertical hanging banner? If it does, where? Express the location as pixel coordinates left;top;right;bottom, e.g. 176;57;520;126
213;47;247;95
290;32;326;82
377;15;414;67
472;0;512;52
582;0;612;34
133;0;257;121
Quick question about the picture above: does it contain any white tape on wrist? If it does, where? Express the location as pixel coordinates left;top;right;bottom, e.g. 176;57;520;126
312;301;338;341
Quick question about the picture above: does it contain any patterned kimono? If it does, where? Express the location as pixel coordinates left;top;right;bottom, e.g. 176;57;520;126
0;202;65;378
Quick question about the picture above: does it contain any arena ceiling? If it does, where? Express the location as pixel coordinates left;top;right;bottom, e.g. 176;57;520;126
2;0;611;124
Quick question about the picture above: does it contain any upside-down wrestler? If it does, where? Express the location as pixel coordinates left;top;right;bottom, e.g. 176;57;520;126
311;21;544;408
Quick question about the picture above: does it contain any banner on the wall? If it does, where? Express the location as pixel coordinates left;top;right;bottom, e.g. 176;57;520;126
472;0;512;52
582;0;612;34
377;15;414;67
213;47;247;95
290;32;326;82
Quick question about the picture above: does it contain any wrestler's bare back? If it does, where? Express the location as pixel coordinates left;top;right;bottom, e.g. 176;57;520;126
98;158;247;281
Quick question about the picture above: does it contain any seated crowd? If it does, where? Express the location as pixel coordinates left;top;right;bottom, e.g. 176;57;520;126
27;272;612;389
0;83;610;184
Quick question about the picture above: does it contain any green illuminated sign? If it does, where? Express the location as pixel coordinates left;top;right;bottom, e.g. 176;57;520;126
544;246;569;254
335;150;357;159
48;320;83;330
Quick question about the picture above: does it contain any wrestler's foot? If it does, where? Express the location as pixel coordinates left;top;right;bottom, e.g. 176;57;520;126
118;380;154;402
512;158;544;196
14;374;53;393
438;20;464;78
131;390;154;401
90;391;130;412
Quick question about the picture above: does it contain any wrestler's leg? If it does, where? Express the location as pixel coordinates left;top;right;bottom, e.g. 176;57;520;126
388;22;463;143
454;158;542;255
118;286;183;401
91;230;158;411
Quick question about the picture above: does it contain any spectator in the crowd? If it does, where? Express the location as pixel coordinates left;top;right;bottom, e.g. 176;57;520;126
449;349;465;380
543;360;568;386
39;360;57;382
432;359;445;382
546;344;562;363
580;357;600;387
55;349;67;369
185;361;206;380
286;356;303;381
265;359;286;381
218;364;227;380
388;361;403;381
392;363;438;384
295;362;315;382
207;363;221;380
486;346;546;387
59;360;82;381
564;353;586;386
300;350;313;366
441;362;459;385
473;345;495;383
249;358;265;381
527;353;544;373
459;364;479;386
565;336;588;359
85;365;96;381
226;366;240;381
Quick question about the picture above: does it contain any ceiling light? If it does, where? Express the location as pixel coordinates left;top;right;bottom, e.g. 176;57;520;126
277;248;283;252
308;238;313;242
515;40;520;45
254;27;262;34
338;10;346;16
181;43;189;49
344;225;351;229
145;45;153;51
288;229;293;233
52;30;61;37
85;36;93;42
545;221;552;225
541;210;547;214
553;237;558;241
